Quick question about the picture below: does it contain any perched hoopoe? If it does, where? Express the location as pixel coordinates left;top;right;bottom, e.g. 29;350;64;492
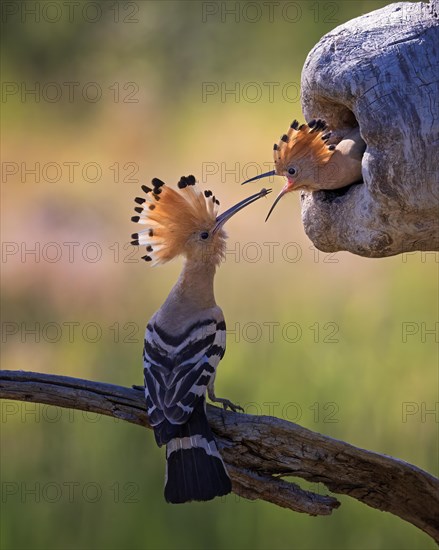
131;175;271;503
242;119;366;220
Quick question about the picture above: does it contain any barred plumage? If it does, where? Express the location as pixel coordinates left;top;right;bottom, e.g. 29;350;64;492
144;313;230;502
144;314;225;445
132;175;270;503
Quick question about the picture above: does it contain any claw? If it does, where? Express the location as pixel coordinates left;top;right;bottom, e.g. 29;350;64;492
210;396;244;413
207;383;244;412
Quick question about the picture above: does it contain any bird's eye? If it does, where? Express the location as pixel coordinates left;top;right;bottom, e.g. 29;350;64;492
288;167;296;176
200;231;209;240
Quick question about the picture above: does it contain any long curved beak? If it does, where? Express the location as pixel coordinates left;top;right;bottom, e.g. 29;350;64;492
241;170;277;185
213;188;272;233
265;182;292;222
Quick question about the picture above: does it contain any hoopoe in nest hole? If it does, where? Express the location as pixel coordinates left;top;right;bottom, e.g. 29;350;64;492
242;119;366;220
131;175;271;503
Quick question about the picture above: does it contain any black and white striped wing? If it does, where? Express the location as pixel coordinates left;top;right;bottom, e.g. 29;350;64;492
143;318;226;431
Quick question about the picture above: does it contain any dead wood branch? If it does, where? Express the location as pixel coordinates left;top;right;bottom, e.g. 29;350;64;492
1;370;438;542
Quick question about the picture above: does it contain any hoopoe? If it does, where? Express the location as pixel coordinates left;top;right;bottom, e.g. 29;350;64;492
242;119;366;220
131;175;271;503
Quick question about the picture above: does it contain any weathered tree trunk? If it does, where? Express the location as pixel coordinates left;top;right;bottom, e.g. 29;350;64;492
1;370;438;542
300;0;439;257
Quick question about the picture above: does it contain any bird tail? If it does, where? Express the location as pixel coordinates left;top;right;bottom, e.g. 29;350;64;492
164;400;232;503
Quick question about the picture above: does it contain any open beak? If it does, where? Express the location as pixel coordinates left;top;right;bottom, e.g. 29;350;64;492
213;188;272;233
241;170;277;185
265;181;293;222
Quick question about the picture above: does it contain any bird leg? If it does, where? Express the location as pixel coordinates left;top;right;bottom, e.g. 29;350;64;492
207;382;244;413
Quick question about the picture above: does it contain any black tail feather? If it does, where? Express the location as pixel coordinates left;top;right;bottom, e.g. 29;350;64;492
165;447;231;503
163;400;231;503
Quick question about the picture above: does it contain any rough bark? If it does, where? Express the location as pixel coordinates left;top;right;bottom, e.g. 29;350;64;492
1;370;438;542
300;0;439;257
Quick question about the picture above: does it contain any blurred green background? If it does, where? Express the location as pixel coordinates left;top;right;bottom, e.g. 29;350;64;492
1;1;437;549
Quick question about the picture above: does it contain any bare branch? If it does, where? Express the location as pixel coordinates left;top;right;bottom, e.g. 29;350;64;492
1;370;438;542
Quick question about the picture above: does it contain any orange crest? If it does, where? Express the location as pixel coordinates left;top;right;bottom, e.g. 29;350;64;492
131;175;220;265
273;119;335;174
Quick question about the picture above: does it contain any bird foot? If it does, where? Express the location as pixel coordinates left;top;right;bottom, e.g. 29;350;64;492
209;395;244;413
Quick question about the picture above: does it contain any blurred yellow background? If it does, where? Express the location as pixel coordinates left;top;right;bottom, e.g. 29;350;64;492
1;1;437;549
